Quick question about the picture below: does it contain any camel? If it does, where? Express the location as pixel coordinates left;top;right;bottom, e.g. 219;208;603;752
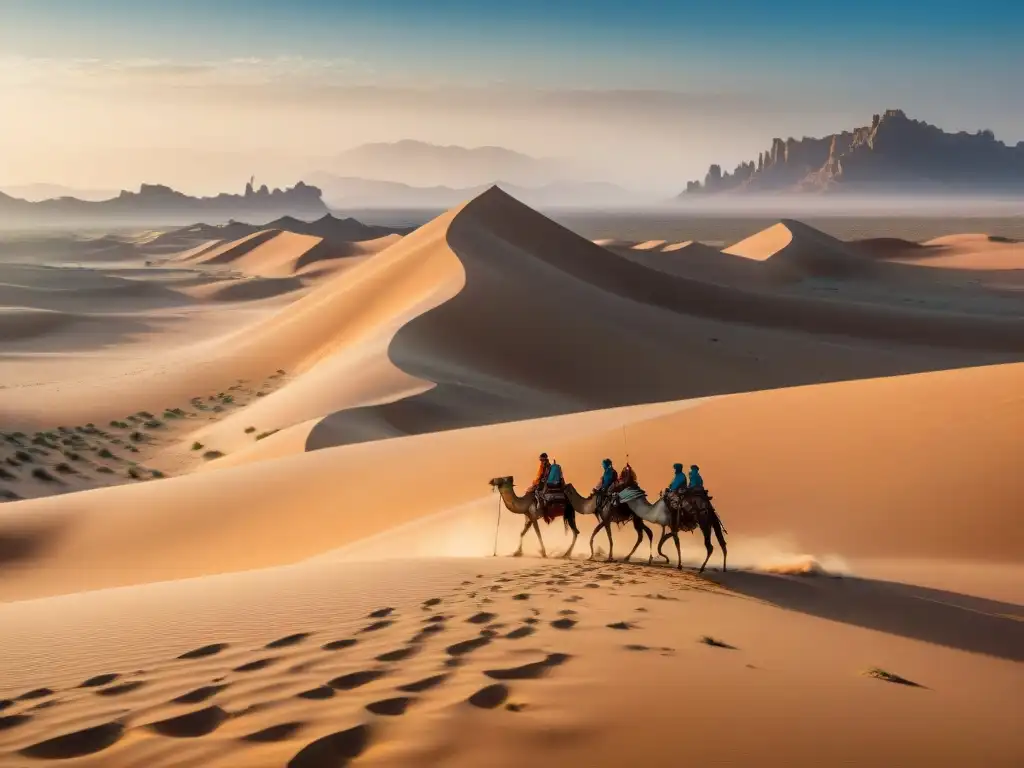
563;483;654;563
488;476;579;558
618;489;728;573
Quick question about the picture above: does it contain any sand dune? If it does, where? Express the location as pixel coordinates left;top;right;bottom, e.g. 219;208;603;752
2;190;1023;766
724;219;880;278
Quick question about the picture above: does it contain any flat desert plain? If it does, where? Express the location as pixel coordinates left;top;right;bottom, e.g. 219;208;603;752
1;189;1022;767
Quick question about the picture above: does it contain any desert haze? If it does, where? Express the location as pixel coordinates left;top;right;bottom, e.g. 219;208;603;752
0;179;1021;768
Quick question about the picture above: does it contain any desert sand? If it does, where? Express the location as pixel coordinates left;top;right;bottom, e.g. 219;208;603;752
1;188;1022;766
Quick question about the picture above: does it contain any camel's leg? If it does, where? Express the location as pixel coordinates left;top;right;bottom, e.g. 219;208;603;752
624;516;645;563
656;529;673;564
698;523;714;574
712;517;728;572
589;520;607;560
562;507;580;559
513;518;532;557
604;517;615;562
673;530;683;571
643;522;654;564
531;519;548;558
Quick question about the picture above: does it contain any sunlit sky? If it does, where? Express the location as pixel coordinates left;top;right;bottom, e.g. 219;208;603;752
2;0;1022;195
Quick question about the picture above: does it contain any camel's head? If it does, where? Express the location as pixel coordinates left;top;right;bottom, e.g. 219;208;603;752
488;476;513;491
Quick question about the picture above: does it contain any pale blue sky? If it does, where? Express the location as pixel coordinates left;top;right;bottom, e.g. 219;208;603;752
2;0;1020;193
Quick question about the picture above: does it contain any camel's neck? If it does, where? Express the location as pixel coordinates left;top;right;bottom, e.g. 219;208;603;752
565;485;595;513
498;484;530;513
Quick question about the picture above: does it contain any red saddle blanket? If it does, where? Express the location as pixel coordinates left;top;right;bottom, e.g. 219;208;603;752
536;485;568;523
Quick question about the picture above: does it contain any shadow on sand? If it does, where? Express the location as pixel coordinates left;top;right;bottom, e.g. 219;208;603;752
706;570;1024;662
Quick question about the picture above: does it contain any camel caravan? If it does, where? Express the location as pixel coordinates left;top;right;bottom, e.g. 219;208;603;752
489;453;728;573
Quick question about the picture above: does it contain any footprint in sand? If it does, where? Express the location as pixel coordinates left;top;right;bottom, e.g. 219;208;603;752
360;620;394;633
287;723;371;768
467;612;496;624
375;646;419;663
96;680;146;697
512;593;530;601
18;722;125;759
445;636;492;657
699;636;737;650
551;618;577;630
366;696;414;716
178;643;229;660
424;614;447;624
468;684;509;709
17;687;54;701
243;722;306;743
505;625;536;640
422;598;442;609
328;669;388;691
397;674;449;693
233;658;279;673
266;632;312;649
607;622;633;630
322;638;358;651
79;673;120;688
148;706;228;738
297;686;336;700
484;653;571;681
172;684;229;705
0;714;32;732
625;644;675;656
368;607;395;619
0;699;12;712
409;624;445;643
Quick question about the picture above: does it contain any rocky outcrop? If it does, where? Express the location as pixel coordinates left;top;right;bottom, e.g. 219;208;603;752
0;181;328;229
682;109;1024;195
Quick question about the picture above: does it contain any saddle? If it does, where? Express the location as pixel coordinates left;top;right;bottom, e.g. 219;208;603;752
536;482;568;523
664;490;699;532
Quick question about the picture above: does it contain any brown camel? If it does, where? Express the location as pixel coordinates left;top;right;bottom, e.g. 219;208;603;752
655;491;728;573
488;476;580;558
563;483;654;563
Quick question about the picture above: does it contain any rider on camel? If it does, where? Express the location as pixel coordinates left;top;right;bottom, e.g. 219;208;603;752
528;453;551;494
687;464;706;497
594;458;617;506
668;463;688;494
546;459;564;489
610;462;637;493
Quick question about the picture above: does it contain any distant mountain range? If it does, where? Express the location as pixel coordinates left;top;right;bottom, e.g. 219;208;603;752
0;181;328;230
682;109;1024;196
323;140;569;188
0;183;121;202
304;173;645;209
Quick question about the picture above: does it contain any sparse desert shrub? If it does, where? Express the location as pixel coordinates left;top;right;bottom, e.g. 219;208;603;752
29;447;48;456
61;437;74;446
126;444;139;453
98;448;116;459
138;411;154;419
58;426;73;434
5;457;20;467
255;430;279;441
11;431;26;439
143;419;163;429
203;450;224;460
221;395;235;404
191;441;204;451
110;420;129;429
256;391;267;397
151;469;165;478
276;369;286;375
128;467;143;479
212;405;224;413
96;466;115;474
31;435;54;448
0;488;21;501
0;467;16;480
244;426;256;434
130;431;145;442
14;450;33;462
31;467;57;482
163;410;178;419
63;451;83;461
109;438;124;445
55;462;77;475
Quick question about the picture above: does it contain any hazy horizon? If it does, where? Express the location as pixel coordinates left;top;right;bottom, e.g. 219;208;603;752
3;0;1023;197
